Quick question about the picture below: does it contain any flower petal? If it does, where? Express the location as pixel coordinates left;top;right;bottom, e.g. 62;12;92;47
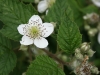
34;37;48;48
92;0;100;7
17;24;26;35
98;32;100;44
29;15;42;24
37;0;48;13
41;23;54;37
20;35;33;45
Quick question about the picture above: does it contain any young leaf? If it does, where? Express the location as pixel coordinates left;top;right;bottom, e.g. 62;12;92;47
26;55;65;75
57;14;82;55
0;46;17;75
0;0;37;41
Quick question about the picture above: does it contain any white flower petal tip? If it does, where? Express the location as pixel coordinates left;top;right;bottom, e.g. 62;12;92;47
42;23;54;37
92;0;100;7
29;15;42;24
20;35;33;45
98;32;100;44
17;24;26;35
37;0;48;13
34;37;48;48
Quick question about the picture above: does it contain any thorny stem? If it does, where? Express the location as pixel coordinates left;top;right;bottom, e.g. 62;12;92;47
42;49;69;66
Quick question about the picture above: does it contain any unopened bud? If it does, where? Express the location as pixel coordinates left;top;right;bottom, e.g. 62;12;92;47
19;45;28;51
75;48;81;53
83;13;99;24
71;60;80;69
61;55;67;62
22;72;26;75
84;25;90;30
88;28;98;37
87;49;95;57
80;42;90;53
91;66;99;74
75;53;83;60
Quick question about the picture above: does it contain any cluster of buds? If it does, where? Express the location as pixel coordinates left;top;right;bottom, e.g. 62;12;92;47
70;42;99;75
83;13;99;37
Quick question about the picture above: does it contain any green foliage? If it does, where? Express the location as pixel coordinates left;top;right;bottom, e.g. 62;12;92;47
0;0;37;41
0;33;12;49
0;34;17;75
21;0;34;2
45;0;69;23
57;13;82;55
82;4;99;14
67;0;84;27
26;55;65;75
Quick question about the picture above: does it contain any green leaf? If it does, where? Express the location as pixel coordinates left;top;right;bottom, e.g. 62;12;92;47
67;0;84;27
45;0;71;23
57;14;82;55
0;46;17;75
82;4;99;14
26;55;65;75
0;0;37;41
0;33;12;49
22;0;34;2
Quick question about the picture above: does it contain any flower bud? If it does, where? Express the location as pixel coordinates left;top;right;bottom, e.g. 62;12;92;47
75;48;81;53
84;25;90;31
22;72;26;75
61;55;67;62
83;13;99;24
88;28;98;37
80;42;90;53
19;45;28;51
75;53;83;60
91;66;99;74
87;49;95;57
71;60;80;69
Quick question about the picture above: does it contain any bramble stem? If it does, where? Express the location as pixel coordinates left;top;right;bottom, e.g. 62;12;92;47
42;49;69;66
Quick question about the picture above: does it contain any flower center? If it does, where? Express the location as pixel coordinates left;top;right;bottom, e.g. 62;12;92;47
29;26;40;38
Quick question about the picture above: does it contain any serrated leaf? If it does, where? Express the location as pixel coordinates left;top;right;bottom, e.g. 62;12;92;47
45;0;72;23
0;33;12;49
26;55;65;75
82;4;99;14
67;0;84;27
57;14;82;55
0;0;37;41
0;46;17;75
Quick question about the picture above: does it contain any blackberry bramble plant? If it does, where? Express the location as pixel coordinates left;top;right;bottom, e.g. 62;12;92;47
0;0;99;75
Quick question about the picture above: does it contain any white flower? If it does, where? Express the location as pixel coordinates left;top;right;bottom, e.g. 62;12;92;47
17;15;54;48
37;0;55;13
92;0;100;7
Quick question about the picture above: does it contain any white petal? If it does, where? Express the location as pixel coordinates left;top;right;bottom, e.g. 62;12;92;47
98;32;100;44
20;35;33;45
34;37;48;48
92;0;100;7
17;24;26;35
37;0;48;13
41;23;54;37
29;15;42;24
